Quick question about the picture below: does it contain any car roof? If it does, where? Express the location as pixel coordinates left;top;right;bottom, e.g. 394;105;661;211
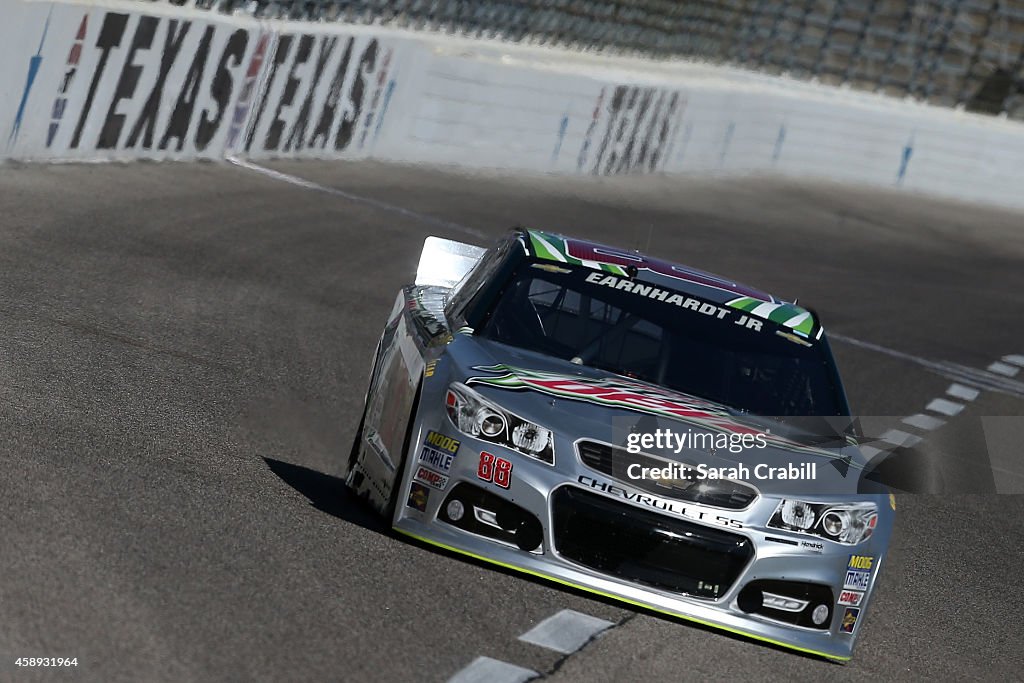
518;228;820;339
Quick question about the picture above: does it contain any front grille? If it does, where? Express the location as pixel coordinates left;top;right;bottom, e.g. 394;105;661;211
576;440;758;509
551;486;752;599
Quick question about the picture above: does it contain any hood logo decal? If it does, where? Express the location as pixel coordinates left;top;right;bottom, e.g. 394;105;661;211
466;364;855;466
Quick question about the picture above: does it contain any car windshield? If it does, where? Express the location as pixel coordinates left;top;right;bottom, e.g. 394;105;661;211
474;261;846;417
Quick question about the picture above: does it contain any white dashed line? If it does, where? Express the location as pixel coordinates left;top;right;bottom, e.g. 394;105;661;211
879;429;924;448
988;361;1021;377
829;333;1024;398
926;398;965;416
518;609;615;655
1003;354;1024;367
858;445;883;458
947;383;980;401
902;413;946;431
448;657;538;683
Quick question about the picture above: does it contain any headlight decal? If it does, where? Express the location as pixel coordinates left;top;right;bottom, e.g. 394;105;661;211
767;500;877;545
446;383;555;465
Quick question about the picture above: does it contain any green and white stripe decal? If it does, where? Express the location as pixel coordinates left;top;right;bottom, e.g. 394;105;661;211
527;230;629;276
727;296;816;337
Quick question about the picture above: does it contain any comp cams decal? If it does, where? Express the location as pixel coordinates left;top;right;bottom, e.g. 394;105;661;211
413;465;449;491
837;590;864;607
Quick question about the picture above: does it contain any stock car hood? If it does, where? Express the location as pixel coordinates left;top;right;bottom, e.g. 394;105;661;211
447;335;873;496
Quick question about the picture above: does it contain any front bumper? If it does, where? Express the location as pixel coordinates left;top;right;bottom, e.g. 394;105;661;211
393;425;887;662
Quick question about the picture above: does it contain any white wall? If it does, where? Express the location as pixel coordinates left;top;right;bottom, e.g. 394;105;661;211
3;0;1024;211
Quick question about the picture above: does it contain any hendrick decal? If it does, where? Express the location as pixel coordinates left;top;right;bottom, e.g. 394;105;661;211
40;10;392;157
587;85;685;176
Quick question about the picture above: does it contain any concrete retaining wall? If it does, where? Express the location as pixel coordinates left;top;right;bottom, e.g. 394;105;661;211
3;0;1024;210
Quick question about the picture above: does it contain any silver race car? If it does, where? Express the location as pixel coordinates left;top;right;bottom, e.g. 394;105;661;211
344;228;893;662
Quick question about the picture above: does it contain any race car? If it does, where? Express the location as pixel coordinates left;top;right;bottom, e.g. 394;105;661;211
343;228;893;662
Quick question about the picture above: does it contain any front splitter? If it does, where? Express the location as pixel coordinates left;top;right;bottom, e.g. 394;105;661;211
392;517;853;663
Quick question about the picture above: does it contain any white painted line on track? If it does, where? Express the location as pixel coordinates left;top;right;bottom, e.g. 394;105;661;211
1003;354;1024;367
902;413;946;431
926;398;965;416
447;657;538;683
828;333;1024;398
857;445;885;462
879;429;924;448
226;157;489;240
518;609;615;655
947;384;980;401
987;361;1020;377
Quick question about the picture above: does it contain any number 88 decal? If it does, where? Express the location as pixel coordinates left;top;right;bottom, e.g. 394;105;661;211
478;451;512;488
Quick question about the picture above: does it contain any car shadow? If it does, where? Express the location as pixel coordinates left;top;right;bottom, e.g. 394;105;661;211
263;457;390;534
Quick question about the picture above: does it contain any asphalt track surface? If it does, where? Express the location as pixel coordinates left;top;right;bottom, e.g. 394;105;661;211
2;159;1023;682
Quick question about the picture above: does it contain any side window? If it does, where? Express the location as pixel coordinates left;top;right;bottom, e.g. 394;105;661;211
445;235;518;324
